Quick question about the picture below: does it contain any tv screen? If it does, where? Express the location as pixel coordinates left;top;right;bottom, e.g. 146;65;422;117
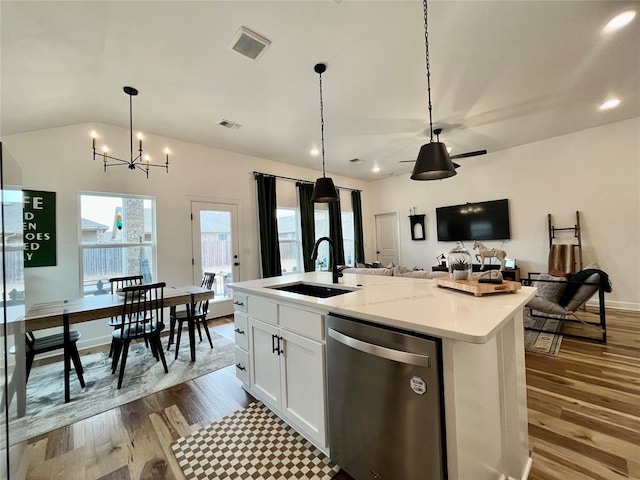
436;199;511;242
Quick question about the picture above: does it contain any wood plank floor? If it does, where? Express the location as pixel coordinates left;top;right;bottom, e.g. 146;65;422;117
19;309;640;480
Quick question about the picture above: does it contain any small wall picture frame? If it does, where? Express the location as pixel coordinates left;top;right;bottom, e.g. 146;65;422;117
409;214;426;241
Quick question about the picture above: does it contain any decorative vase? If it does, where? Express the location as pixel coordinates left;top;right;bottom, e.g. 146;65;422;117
448;243;473;280
453;270;469;280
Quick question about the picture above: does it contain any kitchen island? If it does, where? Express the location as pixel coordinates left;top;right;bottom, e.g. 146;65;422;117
230;271;536;480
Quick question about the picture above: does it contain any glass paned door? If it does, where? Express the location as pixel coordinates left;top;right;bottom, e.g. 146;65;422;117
191;202;239;299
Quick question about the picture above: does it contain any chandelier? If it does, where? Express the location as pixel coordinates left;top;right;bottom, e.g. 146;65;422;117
91;86;170;178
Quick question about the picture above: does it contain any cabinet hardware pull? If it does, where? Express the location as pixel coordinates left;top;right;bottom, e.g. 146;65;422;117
235;363;246;371
233;301;244;306
234;328;245;334
278;335;284;355
272;334;278;354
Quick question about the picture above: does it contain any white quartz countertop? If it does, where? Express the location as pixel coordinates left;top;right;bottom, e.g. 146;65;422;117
230;272;536;343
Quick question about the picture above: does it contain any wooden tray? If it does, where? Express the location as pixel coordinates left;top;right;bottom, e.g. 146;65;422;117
434;276;521;296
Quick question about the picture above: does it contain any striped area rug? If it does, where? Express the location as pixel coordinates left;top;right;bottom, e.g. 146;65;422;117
524;314;564;356
172;402;339;480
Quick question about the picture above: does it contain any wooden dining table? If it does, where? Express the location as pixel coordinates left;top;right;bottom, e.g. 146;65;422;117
12;285;215;415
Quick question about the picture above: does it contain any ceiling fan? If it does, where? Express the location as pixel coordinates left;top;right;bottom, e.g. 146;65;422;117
399;128;487;168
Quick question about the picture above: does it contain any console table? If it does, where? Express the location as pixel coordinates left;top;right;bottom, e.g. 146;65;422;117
432;264;521;282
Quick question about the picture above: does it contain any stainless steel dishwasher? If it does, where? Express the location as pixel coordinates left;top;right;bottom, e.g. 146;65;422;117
327;314;446;480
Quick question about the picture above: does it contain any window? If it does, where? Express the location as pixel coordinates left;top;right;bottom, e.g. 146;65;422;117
79;193;156;296
313;206;354;269
314;208;330;270
341;211;354;266
277;208;302;274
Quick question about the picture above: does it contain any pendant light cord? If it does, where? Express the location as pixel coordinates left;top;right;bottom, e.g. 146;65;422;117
129;93;134;165
318;70;327;177
423;0;434;143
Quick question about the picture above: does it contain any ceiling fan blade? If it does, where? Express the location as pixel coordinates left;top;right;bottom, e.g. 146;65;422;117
449;149;487;160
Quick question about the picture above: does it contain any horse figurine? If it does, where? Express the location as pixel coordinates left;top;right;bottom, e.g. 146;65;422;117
473;240;507;270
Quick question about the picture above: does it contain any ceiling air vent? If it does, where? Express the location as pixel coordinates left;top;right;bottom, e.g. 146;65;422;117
219;119;242;130
230;26;271;60
349;158;365;164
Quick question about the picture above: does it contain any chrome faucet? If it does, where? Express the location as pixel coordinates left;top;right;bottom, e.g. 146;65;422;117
311;236;343;284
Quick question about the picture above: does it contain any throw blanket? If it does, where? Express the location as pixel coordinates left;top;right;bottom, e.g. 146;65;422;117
548;244;576;274
558;268;612;307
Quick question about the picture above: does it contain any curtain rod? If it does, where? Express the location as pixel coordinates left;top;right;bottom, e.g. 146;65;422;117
252;171;361;193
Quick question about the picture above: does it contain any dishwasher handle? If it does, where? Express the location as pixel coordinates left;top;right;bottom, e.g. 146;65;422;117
328;328;431;368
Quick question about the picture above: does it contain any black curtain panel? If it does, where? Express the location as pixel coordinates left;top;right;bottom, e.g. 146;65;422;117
351;190;365;265
328;196;345;268
255;173;282;277
297;182;316;272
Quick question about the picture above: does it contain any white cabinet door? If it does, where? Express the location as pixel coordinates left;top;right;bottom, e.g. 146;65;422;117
280;329;327;447
249;317;281;408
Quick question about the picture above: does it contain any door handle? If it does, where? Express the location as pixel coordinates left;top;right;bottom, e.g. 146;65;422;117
234;328;245;334
235;363;246;371
234;262;240;266
328;328;430;367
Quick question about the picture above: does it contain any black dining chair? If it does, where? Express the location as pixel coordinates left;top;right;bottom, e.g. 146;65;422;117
109;275;144;294
111;282;168;389
5;315;86;408
167;272;216;359
107;275;144;357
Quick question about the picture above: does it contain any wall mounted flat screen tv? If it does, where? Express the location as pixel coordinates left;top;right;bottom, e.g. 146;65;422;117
436;199;511;241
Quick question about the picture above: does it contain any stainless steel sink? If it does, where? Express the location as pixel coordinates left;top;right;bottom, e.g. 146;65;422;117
269;282;356;298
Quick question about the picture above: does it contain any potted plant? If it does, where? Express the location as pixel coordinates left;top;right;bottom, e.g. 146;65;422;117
451;259;471;280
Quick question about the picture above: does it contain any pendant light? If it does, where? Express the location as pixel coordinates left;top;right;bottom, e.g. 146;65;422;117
411;0;457;181
311;63;340;203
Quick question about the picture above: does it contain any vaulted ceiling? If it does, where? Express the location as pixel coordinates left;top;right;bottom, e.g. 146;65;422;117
2;1;638;181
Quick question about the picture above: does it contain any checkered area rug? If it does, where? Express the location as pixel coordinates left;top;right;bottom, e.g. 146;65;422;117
171;402;340;479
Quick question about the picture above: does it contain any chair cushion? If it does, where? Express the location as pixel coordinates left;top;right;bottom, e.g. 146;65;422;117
525;296;569;316
25;331;81;355
531;273;567;303
112;321;164;340
173;309;207;320
562;272;600;311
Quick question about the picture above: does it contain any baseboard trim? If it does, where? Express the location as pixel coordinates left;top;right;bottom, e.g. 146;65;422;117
587;299;640;312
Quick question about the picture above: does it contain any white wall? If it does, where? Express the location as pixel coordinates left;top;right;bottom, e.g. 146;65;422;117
4;116;638;353
3;122;370;348
368;118;640;310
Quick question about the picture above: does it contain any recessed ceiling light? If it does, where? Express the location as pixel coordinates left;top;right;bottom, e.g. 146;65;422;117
603;10;636;33
599;98;621;110
310;148;319;156
372;165;380;173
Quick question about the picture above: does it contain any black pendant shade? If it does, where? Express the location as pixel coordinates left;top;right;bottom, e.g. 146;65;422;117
410;0;457;183
311;63;340;203
311;176;339;203
410;142;457;180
